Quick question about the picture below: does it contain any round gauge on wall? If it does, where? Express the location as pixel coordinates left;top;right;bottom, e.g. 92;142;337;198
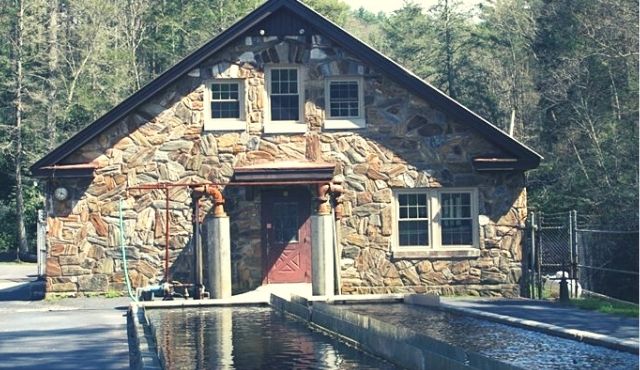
53;186;68;201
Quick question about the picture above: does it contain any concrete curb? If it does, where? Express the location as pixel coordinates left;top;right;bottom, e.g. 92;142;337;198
438;303;639;355
138;297;268;309
127;304;162;370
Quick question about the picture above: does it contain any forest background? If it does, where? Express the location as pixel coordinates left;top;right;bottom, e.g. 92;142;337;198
0;0;637;259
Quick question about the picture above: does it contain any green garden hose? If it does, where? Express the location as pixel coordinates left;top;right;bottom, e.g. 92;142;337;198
119;198;137;302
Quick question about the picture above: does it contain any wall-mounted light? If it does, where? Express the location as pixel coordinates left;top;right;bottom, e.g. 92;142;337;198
53;186;68;201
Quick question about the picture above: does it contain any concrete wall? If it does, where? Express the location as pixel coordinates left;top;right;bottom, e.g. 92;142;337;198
269;295;520;370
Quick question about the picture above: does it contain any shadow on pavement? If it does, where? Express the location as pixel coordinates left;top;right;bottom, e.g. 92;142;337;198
0;280;45;301
0;324;129;370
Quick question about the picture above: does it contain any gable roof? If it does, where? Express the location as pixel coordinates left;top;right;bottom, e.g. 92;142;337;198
30;0;541;176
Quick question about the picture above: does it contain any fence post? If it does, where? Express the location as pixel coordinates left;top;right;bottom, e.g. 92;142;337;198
529;212;536;299
567;210;574;298
571;210;579;298
536;212;543;300
36;209;47;278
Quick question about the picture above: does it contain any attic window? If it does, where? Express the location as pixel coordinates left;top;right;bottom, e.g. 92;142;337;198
212;82;240;118
203;79;246;132
264;66;306;134
324;77;365;130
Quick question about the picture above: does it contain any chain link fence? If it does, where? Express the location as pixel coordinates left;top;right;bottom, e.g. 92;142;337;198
524;210;639;303
576;227;639;302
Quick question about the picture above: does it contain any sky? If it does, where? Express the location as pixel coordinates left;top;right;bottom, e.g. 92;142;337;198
345;0;483;13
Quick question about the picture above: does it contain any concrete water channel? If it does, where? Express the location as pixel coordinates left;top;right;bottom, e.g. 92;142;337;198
130;294;639;370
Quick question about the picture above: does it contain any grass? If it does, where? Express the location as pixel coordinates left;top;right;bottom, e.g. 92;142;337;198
570;296;639;318
104;289;124;298
44;294;64;302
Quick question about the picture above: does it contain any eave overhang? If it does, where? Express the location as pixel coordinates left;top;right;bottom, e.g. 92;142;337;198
233;161;335;183
472;157;531;171
31;163;97;178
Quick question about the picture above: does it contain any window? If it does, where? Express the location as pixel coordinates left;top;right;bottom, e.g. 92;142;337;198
398;194;429;247
270;68;299;121
211;82;240;118
393;188;479;258
273;202;299;243
324;77;365;130
264;66;305;133
203;79;245;131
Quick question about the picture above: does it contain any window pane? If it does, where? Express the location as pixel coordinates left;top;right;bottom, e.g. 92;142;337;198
442;193;471;218
271;95;299;121
398;193;428;221
442;219;472;245
212;102;240;119
399;220;429;246
329;80;359;118
273;202;298;243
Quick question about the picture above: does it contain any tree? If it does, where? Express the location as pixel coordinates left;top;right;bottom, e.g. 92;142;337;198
530;0;639;225
377;3;436;80
302;0;350;26
471;0;541;136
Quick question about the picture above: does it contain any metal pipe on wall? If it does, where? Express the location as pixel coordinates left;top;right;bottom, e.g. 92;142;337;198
192;191;204;299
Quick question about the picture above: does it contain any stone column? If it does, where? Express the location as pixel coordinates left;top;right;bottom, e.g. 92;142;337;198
205;214;231;299
312;183;335;296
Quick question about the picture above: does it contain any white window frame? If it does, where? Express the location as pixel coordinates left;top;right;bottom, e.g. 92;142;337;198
203;79;246;132
264;65;306;134
324;77;366;130
392;188;480;259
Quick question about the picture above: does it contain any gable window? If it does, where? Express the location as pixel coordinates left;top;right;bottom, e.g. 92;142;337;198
264;66;306;133
212;82;240;118
203;79;245;131
393;188;480;258
324;77;365;130
271;68;299;120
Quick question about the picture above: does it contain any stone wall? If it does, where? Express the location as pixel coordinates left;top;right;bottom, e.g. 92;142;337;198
45;33;526;297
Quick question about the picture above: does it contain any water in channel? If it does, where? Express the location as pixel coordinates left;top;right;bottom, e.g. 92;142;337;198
344;304;639;370
146;306;400;370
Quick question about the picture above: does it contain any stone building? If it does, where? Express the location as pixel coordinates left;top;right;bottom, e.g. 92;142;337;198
31;0;541;297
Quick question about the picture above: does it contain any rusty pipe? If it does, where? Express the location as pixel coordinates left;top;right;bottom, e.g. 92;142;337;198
316;183;331;215
329;183;345;219
192;185;226;217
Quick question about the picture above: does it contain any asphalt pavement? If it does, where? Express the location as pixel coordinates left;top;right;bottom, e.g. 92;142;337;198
0;263;132;370
441;297;639;352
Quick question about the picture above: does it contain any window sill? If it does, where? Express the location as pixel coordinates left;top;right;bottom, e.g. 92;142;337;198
264;122;307;134
392;248;480;259
203;120;246;131
324;118;366;130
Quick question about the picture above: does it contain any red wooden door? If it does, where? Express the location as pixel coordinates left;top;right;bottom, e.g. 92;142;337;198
262;189;311;284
